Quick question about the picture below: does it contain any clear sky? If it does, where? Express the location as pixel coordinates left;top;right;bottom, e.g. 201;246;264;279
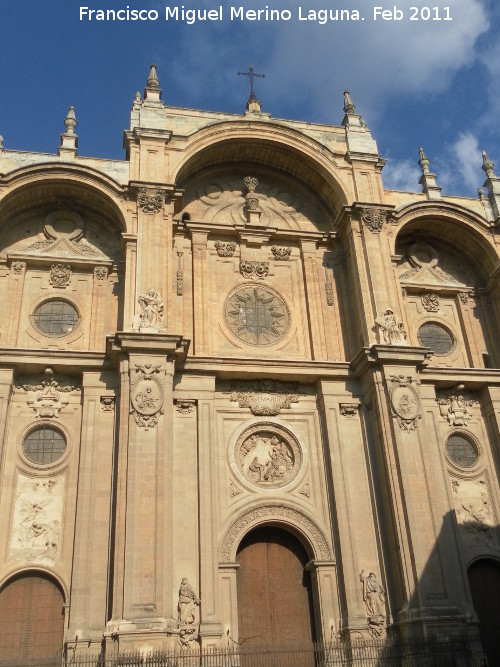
1;0;498;197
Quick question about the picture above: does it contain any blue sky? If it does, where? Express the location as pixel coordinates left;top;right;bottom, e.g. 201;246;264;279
1;0;498;197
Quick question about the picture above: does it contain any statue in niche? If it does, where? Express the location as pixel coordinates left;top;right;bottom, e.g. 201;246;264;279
138;288;164;330
375;308;407;345
360;570;386;637
178;578;200;624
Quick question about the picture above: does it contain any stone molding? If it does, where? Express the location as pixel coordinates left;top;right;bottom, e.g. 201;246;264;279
219;503;332;562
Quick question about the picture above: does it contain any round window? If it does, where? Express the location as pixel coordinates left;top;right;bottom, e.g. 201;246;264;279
418;322;455;356
224;285;290;346
23;426;66;464
32;300;79;336
446;434;478;468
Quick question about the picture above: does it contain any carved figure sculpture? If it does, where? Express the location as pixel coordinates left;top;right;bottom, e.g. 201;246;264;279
360;570;385;619
138;288;164;330
375;308;407;345
178;578;200;624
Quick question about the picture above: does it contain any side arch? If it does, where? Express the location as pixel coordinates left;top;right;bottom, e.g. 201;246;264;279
219;503;333;563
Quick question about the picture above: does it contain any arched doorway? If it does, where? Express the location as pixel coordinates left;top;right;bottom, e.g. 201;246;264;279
467;559;500;664
236;526;316;651
0;572;65;666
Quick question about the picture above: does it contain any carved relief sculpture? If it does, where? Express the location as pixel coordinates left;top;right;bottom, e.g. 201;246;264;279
389;375;421;431
50;263;71;288
375;308;407;345
225;286;290;346
361;208;386;233
100;396;115;412
340;403;359;418
178;578;200;624
271;246;291;261
228;379;300;416
240;260;269;279
421;292;440;312
452;479;497;549
176;252;184;296
138;187;165;214
436;385;478;426
94;266;108;281
12;261;26;275
16;367;80;418
360;570;386;637
130;364;164;431
215;241;237;257
175;399;196;415
10;474;64;565
235;423;302;489
138;288;164;331
243;176;260;211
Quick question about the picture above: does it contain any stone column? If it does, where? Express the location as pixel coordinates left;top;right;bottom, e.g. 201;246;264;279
218;562;240;644
190;231;210;356
300;240;328;360
67;372;117;648
305;561;340;642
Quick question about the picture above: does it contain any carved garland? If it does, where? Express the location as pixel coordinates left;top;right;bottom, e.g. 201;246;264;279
271;246;291;261
219;504;332;562
240;260;269;279
215;241;237;257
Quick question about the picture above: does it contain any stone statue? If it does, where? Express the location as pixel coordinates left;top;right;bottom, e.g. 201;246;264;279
360;570;386;620
138;288;164;330
375;308;407;345
178;577;200;624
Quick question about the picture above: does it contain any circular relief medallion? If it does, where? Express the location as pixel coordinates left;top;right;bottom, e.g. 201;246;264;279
131;378;163;417
224;285;290;346
391;385;419;421
235;424;302;489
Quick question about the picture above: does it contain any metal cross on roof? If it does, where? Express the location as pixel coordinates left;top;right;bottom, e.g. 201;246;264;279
238;65;265;99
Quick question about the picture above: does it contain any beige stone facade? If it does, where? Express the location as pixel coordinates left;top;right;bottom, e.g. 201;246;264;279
0;67;499;660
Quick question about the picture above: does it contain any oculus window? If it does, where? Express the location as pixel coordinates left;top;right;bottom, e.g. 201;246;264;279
32;300;79;337
418;322;455;356
23;427;67;464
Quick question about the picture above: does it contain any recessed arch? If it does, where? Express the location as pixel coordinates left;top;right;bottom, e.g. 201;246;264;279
0;569;66;665
467;558;500;664
219;503;333;563
173;121;349;217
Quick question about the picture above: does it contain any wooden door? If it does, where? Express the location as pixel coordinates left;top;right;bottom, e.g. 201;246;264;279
468;559;500;664
0;573;64;666
236;526;316;651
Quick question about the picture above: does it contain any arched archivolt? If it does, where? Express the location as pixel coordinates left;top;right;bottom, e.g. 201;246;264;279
0;163;128;234
391;201;499;282
173;121;350;214
219;503;333;563
0;565;68;602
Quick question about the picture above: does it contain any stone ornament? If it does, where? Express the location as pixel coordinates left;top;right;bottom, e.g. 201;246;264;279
100;396;115;412
175;399;196;415
130;364;164;431
23;209;105;258
230;482;243;497
94;266;108;281
50;263;71;288
215;241;237;257
299;482;310;498
240;260;269;279
271;246;291;261
243;175;260;211
361;208;386;233
458;292;469;305
16;367;80;419
138;288;164;331
389;375;420;431
452;479;497;549
176;252;184;296
10;474;64;565
399;241;461;286
235;423;302;489
138;187;165;214
421;292;440;312
12;261;26;275
340;403;359;418
228;379;300;416
178;578;200;624
225;285;290;346
360;570;386;637
219;504;332;562
436;385;478;426
375;308;407;345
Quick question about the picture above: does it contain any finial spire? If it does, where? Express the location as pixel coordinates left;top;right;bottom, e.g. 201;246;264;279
144;64;162;103
58;105;78;159
64;106;77;135
343;90;355;115
147;64;160;90
481;150;500;225
418;146;441;200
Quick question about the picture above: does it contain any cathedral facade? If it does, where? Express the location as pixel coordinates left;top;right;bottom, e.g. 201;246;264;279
0;66;499;663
